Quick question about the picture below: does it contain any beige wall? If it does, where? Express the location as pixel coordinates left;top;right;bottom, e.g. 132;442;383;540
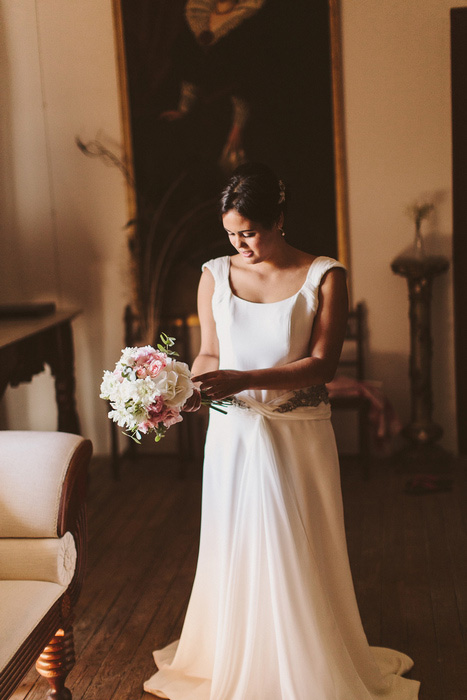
341;0;460;450
0;0;130;452
0;1;460;453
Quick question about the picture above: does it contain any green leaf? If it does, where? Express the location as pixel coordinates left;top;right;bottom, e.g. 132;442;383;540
123;430;141;444
157;331;179;357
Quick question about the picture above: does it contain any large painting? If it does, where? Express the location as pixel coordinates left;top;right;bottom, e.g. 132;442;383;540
112;0;348;340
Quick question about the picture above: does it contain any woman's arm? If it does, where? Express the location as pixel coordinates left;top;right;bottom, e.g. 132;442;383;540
191;268;220;377
182;268;219;412
193;268;348;400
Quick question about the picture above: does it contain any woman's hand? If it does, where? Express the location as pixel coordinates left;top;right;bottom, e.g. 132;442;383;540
182;389;202;412
192;370;248;401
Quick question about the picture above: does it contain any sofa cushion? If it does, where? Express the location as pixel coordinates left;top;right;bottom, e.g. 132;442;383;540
0;580;66;669
0;431;85;537
0;532;76;586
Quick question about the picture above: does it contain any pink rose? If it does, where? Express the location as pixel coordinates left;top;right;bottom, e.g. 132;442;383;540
132;346;155;363
133;349;167;378
137;398;181;434
147;356;167;377
147;396;165;417
159;405;183;428
138;397;166;433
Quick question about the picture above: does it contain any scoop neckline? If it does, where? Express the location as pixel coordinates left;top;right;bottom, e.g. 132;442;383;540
228;256;321;305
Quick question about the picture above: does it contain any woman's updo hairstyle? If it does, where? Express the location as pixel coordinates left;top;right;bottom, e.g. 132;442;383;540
220;162;286;230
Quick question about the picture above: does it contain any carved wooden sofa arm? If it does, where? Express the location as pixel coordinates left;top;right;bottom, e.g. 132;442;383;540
0;431;92;700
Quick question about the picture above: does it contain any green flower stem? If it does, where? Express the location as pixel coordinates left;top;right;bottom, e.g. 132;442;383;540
200;392;233;415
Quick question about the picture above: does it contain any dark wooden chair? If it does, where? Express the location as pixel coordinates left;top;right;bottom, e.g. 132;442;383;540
0;431;92;700
328;302;372;478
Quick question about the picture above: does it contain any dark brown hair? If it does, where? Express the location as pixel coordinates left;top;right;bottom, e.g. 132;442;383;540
219;162;286;229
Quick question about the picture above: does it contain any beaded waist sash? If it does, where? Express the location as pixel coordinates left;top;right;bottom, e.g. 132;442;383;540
230;385;331;421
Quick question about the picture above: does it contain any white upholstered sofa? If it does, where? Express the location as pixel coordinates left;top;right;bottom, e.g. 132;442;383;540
0;431;92;700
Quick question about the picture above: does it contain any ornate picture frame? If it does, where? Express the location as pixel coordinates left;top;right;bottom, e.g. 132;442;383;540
111;0;349;339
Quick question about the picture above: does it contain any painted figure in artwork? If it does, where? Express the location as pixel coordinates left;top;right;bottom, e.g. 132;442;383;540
161;0;267;171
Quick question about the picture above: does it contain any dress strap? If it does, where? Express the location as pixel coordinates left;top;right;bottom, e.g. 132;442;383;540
306;256;347;290
201;256;231;296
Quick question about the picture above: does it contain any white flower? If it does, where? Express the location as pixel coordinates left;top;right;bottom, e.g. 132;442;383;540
170;360;195;407
116;376;155;407
108;406;136;429
119;346;141;366
100;371;119;400
151;359;194;409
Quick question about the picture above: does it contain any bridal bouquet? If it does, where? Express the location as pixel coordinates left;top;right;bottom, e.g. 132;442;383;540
100;333;230;443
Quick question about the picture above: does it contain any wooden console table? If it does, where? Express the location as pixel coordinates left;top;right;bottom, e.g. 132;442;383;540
0;309;81;434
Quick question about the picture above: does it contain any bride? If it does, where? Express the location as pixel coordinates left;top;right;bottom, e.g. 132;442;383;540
143;162;420;699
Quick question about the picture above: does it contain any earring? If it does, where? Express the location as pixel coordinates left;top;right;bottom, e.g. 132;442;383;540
279;228;285;237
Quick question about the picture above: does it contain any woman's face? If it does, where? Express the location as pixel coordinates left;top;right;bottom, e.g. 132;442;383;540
222;209;282;264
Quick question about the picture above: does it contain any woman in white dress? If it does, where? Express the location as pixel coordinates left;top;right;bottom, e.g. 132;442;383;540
144;163;420;699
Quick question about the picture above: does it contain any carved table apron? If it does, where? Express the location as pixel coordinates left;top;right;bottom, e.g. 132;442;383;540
0;309;81;434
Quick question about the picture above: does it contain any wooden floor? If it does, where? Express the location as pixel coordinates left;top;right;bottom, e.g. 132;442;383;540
12;451;467;700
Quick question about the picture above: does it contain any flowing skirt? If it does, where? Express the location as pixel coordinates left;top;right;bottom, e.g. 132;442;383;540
144;403;420;699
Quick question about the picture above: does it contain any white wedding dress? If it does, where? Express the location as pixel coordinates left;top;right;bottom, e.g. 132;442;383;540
144;255;420;700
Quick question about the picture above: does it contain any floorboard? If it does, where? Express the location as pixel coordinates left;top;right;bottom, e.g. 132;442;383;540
11;453;467;700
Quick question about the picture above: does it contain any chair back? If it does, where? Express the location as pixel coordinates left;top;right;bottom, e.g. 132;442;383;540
0;432;89;538
337;302;366;381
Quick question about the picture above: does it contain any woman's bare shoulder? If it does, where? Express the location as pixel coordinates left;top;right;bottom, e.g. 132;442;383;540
288;248;318;271
229;253;241;265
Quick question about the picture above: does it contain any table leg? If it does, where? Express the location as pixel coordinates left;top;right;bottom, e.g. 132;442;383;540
0;345;17;400
49;322;81;434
